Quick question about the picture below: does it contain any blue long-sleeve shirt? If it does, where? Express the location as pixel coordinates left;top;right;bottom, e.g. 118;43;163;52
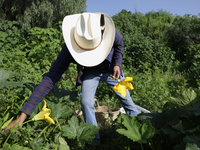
21;29;124;115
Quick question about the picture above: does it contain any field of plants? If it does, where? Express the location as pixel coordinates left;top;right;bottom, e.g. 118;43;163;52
0;9;200;150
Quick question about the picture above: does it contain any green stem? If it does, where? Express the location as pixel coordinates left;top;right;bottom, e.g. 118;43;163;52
53;125;58;133
38;123;51;138
43;130;48;141
3;133;11;147
46;125;55;137
140;143;144;150
55;118;61;131
23;120;33;125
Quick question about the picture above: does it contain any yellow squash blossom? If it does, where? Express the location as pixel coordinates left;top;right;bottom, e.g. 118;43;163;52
113;77;134;97
32;100;55;124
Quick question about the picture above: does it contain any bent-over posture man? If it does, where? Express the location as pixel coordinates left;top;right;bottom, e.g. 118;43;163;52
2;12;138;141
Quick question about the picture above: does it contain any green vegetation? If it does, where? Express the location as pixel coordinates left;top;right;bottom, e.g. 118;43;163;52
0;0;87;31
0;4;200;150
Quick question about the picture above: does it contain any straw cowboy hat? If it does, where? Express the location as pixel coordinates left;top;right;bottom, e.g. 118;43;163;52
62;12;115;67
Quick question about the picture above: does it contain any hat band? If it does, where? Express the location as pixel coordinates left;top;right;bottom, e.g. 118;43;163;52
74;34;103;51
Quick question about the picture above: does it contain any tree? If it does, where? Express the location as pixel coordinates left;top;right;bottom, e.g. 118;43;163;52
112;10;174;72
138;10;174;40
0;0;87;31
165;15;200;62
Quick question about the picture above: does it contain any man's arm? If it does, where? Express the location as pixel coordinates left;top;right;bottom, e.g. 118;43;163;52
112;29;124;79
1;45;73;132
21;44;72;116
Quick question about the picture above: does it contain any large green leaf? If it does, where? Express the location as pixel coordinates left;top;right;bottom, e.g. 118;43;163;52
62;116;80;139
171;118;199;134
62;116;99;143
58;136;70;150
187;101;200;116
29;137;44;149
79;124;99;143
47;101;73;119
185;143;200;150
174;134;200;150
155;107;191;129
184;134;200;149
168;89;198;107
116;114;155;144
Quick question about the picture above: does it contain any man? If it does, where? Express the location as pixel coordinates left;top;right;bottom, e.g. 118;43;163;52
2;12;138;141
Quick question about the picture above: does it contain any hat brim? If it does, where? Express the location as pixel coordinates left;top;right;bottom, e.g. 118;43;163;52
62;13;115;67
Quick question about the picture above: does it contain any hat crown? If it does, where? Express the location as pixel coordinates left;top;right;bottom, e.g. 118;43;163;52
74;13;102;50
62;12;115;67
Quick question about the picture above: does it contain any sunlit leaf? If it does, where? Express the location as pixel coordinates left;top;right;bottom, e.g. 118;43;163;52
62;116;99;143
170;89;198;107
2;117;13;129
47;102;73;119
117;114;155;144
3;113;9;122
58;136;70;150
62;116;81;139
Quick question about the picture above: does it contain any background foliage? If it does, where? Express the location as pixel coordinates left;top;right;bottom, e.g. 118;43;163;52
0;0;87;31
0;3;200;149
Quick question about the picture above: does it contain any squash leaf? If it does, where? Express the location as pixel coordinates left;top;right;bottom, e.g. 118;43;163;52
116;114;155;144
58;136;70;150
62;116;99;144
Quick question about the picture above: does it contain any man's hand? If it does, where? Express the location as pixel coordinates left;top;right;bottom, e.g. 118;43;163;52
111;66;120;79
1;112;27;133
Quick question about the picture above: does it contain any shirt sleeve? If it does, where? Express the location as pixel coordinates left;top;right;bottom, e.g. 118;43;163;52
113;29;124;68
21;44;73;115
